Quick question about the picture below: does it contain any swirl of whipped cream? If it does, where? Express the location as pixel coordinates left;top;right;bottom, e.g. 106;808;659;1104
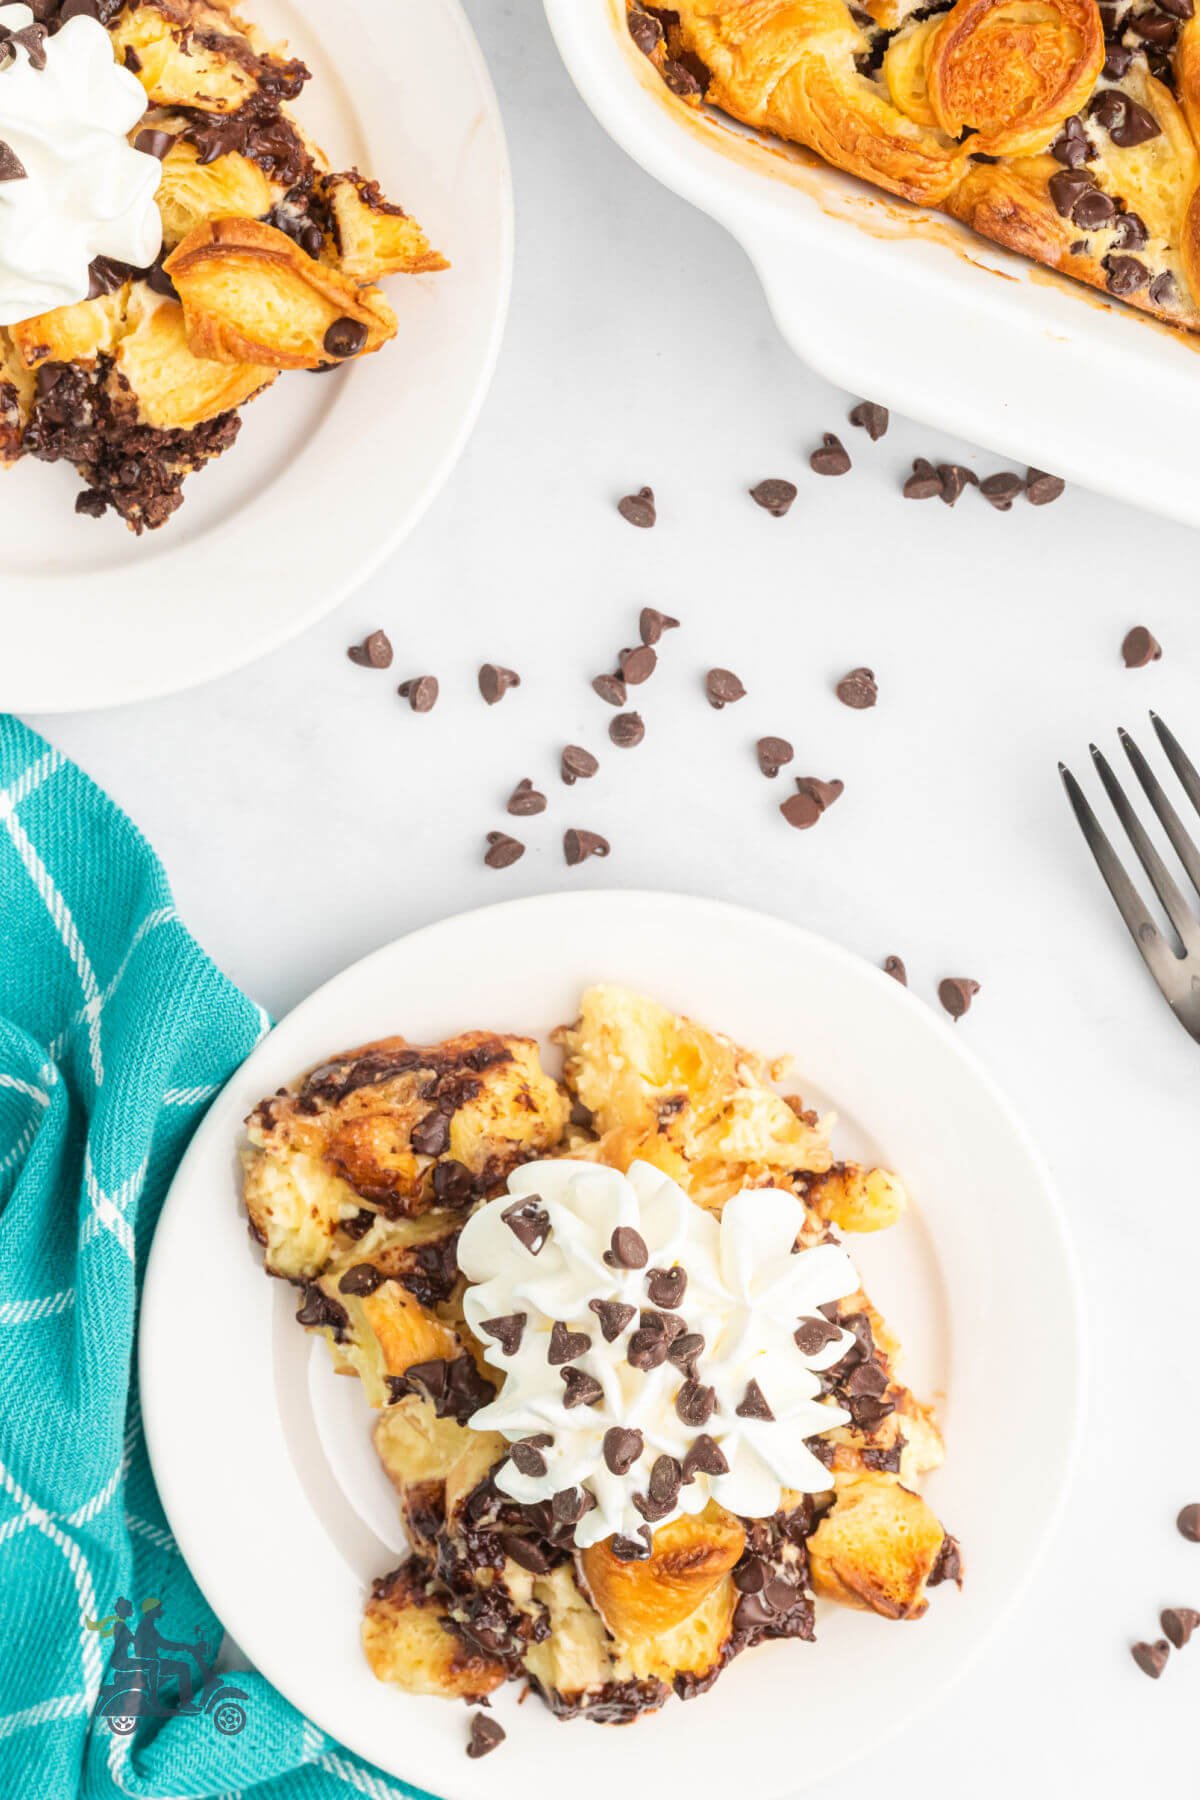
0;3;162;325
458;1159;860;1551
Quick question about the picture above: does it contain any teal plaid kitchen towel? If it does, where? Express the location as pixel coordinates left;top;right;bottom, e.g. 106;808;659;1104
0;718;429;1800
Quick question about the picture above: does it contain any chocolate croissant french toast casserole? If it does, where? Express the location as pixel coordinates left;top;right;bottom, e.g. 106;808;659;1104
0;0;445;530
242;986;960;1729
627;0;1200;333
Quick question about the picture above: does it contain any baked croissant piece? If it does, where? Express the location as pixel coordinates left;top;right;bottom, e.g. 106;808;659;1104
630;0;1200;331
243;986;961;1726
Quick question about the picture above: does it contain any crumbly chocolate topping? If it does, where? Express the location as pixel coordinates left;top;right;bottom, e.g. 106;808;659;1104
301;1036;513;1107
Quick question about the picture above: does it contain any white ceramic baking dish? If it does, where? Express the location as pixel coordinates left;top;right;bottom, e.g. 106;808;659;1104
545;0;1200;527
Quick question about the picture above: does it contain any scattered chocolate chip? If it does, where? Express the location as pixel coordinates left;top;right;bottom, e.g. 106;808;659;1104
484;831;524;870
1026;469;1065;506
668;1331;705;1377
411;1110;451;1156
1103;40;1133;74
810;433;851;476
466;1713;505;1758
1073;187;1117;230
1131;1640;1170;1678
588;1298;636;1340
564;827;611;865
749;478;797;516
883;955;908;985
551;1485;592;1525
794;1315;842;1356
337;1262;384;1297
1049;168;1095;218
610;1528;652;1561
675;1380;716;1426
937;463;978;507
682;1433;728;1480
481;1313;526;1355
603;1426;644;1475
605;1226;649;1269
1151;271;1180;310
1112;211;1149;251
645;1309;686;1344
639;607;679;646
938;977;980;1020
756;736;794;778
0;139;27;181
619;644;657;685
548;1320;590;1365
479;663;521;705
1178;1503;1200;1540
1050;115;1095;167
507;777;546;816
627;1327;669;1370
323;317;368;359
706;668;746;709
617;486;656;528
1162;1607;1200;1649
646;1266;687;1308
631;1489;673;1523
735;1379;775;1420
560;1366;604;1408
848;400;888;440
1105;254;1150;297
347;628;393;669
980;473;1024;512
649;1455;683;1506
133;127;173;160
609;711;645;747
781;776;844;830
510;1435;552;1478
561;745;599;785
592;673;627;706
500;1532;551;1574
431;1160;473;1206
1122;625;1162;668
627;4;664;52
501;1196;550;1255
835;667;877;709
397;675;438;712
903;458;943;500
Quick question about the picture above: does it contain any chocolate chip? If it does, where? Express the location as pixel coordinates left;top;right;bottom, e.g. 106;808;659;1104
431;1160;473;1206
645;1309;686;1343
1026;469;1065;506
794;1315;842;1355
640;607;679;645
675;1380;716;1426
347;628;393;669
338;1262;384;1296
500;1531;551;1573
561;745;599;785
646;1266;687;1308
848;400;888;439
938;977;980;1020
560;1366;604;1407
588;1297;636;1340
397;675;438;712
735;1379;775;1420
610;1528;652;1560
1150;271;1179;310
133;127;174;160
781;777;844;830
662;56;702;96
1072;187;1116;230
733;1556;770;1595
0;137;29;181
883;955;907;985
466;1713;505;1758
847;1391;895;1431
810;433;851;476
1103;41;1134;74
1129;10;1177;40
605;1226;649;1269
1162;1607;1200;1648
564;828;610;865
681;1433;728;1479
649;1455;683;1506
1050;115;1095;167
1122;625;1162;668
835;667;877;709
902;457;943;500
847;1359;889;1398
1178;1503;1200;1540
501;1196;550;1254
1105;254;1150;297
510;1435;552;1477
1131;1640;1170;1678
632;1489;674;1522
749;478;797;516
411;1110;451;1155
609;711;645;747
757;736;794;778
706;668;746;708
1111;211;1148;250
484;831;524;869
617;486;656;528
979;473;1024;511
481;1312;526;1355
592;673;627;706
733;1591;775;1632
479;664;521;705
323;317;368;358
668;1330;705;1377
627;4;664;52
507;777;547;816
937;464;978;507
603;1426;644;1475
551;1485;591;1525
627;1327;669;1370
548;1320;590;1364
619;645;657;685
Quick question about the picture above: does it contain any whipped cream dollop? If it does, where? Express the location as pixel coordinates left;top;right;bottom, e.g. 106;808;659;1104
458;1159;860;1552
0;3;162;325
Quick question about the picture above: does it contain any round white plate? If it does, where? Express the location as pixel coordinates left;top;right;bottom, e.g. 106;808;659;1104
141;892;1083;1799
1;0;511;714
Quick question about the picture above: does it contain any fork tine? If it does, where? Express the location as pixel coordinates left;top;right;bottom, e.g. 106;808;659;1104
1150;713;1200;819
1089;744;1198;951
1059;761;1180;986
1119;725;1200;901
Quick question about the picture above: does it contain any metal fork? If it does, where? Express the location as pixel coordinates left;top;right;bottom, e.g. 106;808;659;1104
1060;713;1200;1042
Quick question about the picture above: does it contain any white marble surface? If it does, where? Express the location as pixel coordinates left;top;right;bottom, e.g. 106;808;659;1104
26;0;1200;1789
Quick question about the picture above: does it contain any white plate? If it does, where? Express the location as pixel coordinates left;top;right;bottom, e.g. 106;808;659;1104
1;0;512;714
141;892;1083;1800
545;0;1200;531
